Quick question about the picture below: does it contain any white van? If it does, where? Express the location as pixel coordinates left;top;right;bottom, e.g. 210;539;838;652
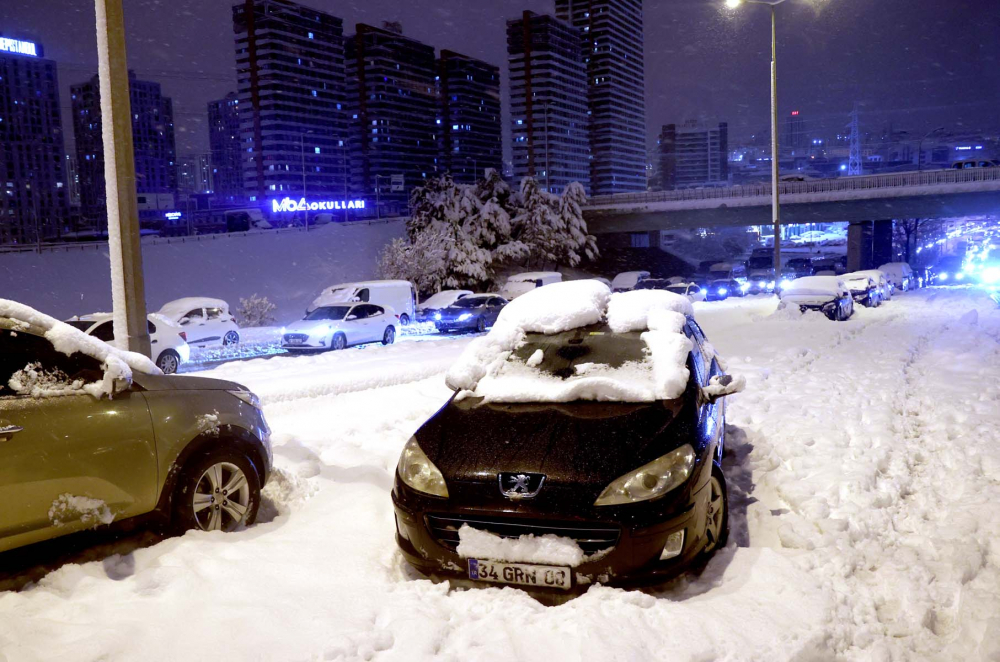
500;272;563;300
877;262;916;291
308;280;417;325
610;270;650;292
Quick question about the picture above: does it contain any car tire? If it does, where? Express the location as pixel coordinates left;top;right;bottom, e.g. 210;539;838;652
702;464;729;555
398;314;410;327
156;349;181;374
476;316;486;333
223;330;240;346
382;326;395;345
172;449;261;533
332;333;347;351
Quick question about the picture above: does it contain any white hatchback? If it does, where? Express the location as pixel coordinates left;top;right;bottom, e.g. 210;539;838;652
281;303;398;351
156;297;241;348
65;313;191;374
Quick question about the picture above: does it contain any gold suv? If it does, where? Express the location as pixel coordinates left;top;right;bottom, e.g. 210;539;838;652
0;301;271;554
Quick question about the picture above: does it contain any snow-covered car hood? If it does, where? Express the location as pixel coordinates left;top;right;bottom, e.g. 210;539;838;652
845;278;872;291
135;373;245;392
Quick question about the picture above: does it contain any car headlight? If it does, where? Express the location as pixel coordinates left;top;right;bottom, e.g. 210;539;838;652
780;279;792;289
594;444;696;506
939;272;949;281
757;280;766;287
228;389;262;410
767;280;775;288
434;312;442;320
397;437;449;497
740;282;750;291
458;313;472;321
718;287;728;295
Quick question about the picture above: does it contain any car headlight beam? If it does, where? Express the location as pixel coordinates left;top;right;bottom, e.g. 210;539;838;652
397;437;449;498
594;444;696;506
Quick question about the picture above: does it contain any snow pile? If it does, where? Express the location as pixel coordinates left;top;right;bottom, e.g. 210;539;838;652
495;278;609;334
472;360;662;403
48;494;114;528
0;299;161;397
456;524;587;567
605;288;692;332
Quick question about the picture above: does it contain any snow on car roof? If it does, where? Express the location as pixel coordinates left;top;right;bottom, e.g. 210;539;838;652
780;276;844;298
844;270;886;280
0;299;161;396
72;311;180;328
157;297;230;318
419;290;473;309
445;281;696;403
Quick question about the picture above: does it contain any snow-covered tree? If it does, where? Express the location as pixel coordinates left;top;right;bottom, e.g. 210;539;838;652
376;225;450;294
553;182;599;267
236;294;277;327
510;177;561;266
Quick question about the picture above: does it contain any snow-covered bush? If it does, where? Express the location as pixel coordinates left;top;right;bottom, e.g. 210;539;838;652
236;294;277;327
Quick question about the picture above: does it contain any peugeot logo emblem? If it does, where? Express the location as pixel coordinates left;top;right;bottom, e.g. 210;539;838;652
498;472;545;499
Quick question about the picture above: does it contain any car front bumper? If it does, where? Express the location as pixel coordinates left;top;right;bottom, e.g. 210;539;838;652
435;318;477;332
391;469;717;589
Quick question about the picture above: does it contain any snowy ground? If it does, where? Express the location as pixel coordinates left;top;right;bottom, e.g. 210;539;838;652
2;288;999;661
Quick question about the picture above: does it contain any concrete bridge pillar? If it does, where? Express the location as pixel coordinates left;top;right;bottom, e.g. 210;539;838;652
847;220;894;271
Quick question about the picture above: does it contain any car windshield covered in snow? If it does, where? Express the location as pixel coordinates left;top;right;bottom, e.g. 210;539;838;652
304;306;351;321
509;324;647;378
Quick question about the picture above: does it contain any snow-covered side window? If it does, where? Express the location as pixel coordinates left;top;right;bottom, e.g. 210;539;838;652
8;362;88;398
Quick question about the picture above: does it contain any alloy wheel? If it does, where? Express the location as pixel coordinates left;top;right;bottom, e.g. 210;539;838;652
192;462;251;532
703;474;726;552
223;330;240;345
383;327;395;345
332;334;346;350
157;352;179;374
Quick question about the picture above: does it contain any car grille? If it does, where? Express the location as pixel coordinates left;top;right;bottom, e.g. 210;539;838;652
283;333;309;343
426;514;620;555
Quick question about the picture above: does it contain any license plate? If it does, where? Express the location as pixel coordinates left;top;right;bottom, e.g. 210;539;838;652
467;559;571;590
286;338;303;345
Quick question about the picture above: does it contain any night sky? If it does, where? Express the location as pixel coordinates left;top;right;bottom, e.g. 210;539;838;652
2;0;998;156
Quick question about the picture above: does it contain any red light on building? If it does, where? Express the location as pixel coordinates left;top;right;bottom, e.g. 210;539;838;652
791;110;800;116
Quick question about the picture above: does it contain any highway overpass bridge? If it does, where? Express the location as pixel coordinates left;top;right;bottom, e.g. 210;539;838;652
582;168;1000;234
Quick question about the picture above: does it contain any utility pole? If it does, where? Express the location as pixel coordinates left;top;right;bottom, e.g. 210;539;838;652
848;103;862;176
95;0;151;357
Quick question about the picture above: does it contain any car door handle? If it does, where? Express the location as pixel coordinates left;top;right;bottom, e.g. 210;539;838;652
151;339;158;344
0;425;24;441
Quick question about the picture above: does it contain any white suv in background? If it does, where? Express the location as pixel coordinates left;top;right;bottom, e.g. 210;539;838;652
65;313;191;374
156;297;241;347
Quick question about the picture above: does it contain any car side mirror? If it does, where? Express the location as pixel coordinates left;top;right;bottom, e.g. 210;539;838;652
112;376;132;396
346;314;358;321
179;317;190;325
701;373;746;404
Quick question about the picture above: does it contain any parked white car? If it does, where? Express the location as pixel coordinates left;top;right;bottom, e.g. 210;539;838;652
416;290;472;322
610;270;650;292
878;262;916;291
664;282;707;303
65;313;190;374
844;269;892;302
309;280;416;326
156;297;240;348
500;272;562;300
779;276;854;321
281;303;398;351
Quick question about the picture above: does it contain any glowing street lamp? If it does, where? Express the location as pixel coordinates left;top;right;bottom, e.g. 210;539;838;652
725;0;787;282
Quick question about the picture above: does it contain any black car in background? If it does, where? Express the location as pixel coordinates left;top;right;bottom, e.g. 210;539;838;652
433;294;508;333
785;258;815;278
392;318;742;589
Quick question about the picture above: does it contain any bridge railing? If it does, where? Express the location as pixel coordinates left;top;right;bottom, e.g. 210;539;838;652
587;167;1000;207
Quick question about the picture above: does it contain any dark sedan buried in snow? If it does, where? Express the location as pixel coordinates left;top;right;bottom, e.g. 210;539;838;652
392;286;744;590
433;294;507;333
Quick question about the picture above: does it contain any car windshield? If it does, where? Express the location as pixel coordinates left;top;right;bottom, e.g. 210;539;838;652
666;286;689;295
304;306;351;321
709;270;730;279
748;257;772;269
451;296;489;308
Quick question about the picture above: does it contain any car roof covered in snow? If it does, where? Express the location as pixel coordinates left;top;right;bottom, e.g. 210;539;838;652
445;281;699;403
157;297;230;318
72;311;181;328
844;270;886;280
780;276;845;298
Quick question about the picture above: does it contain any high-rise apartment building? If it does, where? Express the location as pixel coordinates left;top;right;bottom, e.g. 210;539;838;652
657;120;729;190
785;110;807;151
507;11;590;195
177;154;214;194
0;37;68;244
346;22;438;206
71;71;177;224
208;92;243;202
233;0;347;201
555;0;647;194
437;50;502;184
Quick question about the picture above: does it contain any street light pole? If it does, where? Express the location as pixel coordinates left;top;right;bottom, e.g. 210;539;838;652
727;0;785;278
769;4;780;278
916;126;944;172
300;132;309;232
